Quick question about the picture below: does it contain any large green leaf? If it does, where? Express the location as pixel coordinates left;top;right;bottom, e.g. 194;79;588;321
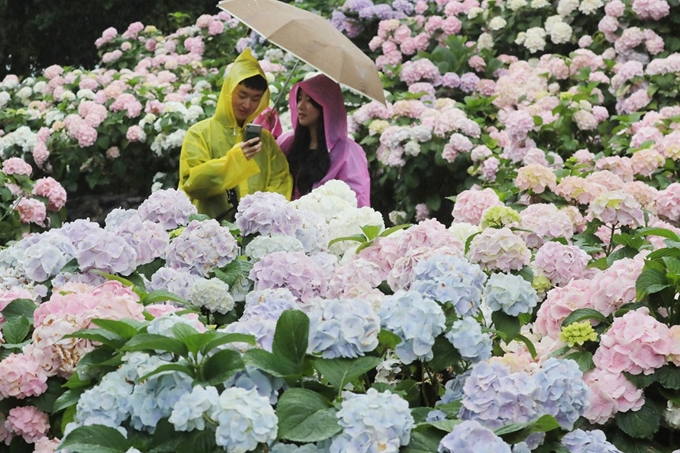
141;290;190;306
400;428;443;453
63;328;124;348
313;356;382;391
213;259;253;288
243;348;299;378
202;349;245;384
59;424;131;453
561;308;608;327
271;309;310;374
1;299;37;322
636;269;668;301
121;334;188;357
616;402;660;439
565;351;594;373
654;365;680;390
492;310;520;342
1;315;31;344
91;318;146;339
276;388;341;442
428;336;463;372
138;363;195;382
53;388;87;412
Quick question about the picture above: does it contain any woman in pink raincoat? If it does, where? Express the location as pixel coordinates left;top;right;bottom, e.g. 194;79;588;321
274;74;371;206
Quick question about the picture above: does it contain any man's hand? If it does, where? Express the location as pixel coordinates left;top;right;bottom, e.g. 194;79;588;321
240;137;262;160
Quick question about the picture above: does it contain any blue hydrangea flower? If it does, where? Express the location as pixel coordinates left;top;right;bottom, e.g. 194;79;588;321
74;371;132;427
147;266;202;300
212;387;278;453
533;358;590;430
270;444;324;453
483;273;538;316
377;290;446;364
439;371;471;405
169;385;219;431
330;389;414;453
223;367;288;405
308;298;380;358
438;420;511;453
411;255;487;317
427;410;447;422
561;429;622;453
445;317;492;363
147;313;201;338
128;372;193;433
23;230;76;282
165;219;238;277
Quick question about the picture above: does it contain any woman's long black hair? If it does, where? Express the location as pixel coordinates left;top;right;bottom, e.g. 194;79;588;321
287;93;331;196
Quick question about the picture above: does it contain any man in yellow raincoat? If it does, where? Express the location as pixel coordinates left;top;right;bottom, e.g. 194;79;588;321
179;48;293;219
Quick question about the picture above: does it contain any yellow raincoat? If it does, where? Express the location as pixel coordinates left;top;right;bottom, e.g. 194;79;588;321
178;49;293;219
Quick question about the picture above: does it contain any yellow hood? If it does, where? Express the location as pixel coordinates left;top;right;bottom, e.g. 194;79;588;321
215;48;270;127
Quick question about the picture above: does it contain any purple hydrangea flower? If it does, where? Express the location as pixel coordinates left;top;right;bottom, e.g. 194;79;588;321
459;73;480;93
112;214;169;266
137;189;197;230
561;429;622;453
23;230;76;282
235;192;302;237
165;219;238;277
249;251;327;303
533;358;590;429
438;420;511;453
147;267;202;300
76;228;138;276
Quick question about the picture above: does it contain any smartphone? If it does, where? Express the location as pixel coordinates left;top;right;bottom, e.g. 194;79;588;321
244;123;262;142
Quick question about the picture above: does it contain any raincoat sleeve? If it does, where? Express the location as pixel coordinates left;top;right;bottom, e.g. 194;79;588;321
335;142;371;207
262;131;293;200
179;126;260;200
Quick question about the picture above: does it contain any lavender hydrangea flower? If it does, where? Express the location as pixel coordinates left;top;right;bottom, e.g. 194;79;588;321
137;188;197;230
169;385;219;431
561;429;622;452
60;219;102;244
222;316;278;352
236;191;302;236
533;358;590;429
165;219;238;277
483;273;538;316
249;251;327;303
243;288;299;320
104;208;138;230
111;214;169;266
330;389;414;453
308;298;380;358
439;370;471;404
438;420;511;453
294;209;330;254
189;277;235;314
76;228;138;276
245;234;305;262
23;230;76;282
446;317;492;363
411;255;487;317
377;290;446;364
212;387;278;453
459;73;481;93
147;267;202;300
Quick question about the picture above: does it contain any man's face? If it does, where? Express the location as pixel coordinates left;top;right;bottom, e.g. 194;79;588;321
232;83;264;125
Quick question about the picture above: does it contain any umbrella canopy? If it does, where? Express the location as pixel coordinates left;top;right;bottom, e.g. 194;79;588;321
217;0;386;105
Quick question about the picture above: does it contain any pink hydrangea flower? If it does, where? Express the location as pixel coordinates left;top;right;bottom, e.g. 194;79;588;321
589;257;644;316
32;177;67;211
126;125;147;142
630;148;665;177
4;406;50;444
467;227;531;272
520;204;574;248
535;279;595;339
533;242;590;286
588;191;644;227
16;198;47;226
0;353;49;399
555;176;606;205
514;164;557;194
452;188;503;225
2;157;33;176
656;182;680;221
250;251;328;303
583;367;645;424
593;307;671;375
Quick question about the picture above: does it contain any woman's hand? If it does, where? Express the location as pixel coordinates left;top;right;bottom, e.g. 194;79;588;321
240;137;262;160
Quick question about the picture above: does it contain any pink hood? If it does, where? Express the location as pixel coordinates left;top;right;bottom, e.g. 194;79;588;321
277;74;371;206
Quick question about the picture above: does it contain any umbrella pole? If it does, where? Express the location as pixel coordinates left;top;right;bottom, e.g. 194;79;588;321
272;58;300;109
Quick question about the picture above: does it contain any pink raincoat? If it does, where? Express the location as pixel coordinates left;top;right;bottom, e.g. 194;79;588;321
276;74;371;207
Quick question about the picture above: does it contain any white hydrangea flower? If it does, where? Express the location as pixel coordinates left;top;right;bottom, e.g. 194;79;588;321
190;278;235;314
508;0;528;10
489;17;507;30
556;0;579;15
328;206;384;256
477;32;494;50
524;27;547;53
579;0;604;14
245;234;305;262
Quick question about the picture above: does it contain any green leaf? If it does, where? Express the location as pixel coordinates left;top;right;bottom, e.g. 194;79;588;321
420;419;461;432
565;351;594;373
53;388;86;412
587;257;610;270
378;329;402;350
517;266;534;283
401;428;444;453
176;427;217;453
624;371;657;389
515;334;537;360
636;227;680;243
122;334;188;357
663;256;680;276
276;388;341;442
27;378;64;413
202;332;256;355
561;308;609;327
636;269;668;300
141;290;190;306
360;224;382;240
380;223;411;237
313;356;382;391
138;363;195;382
59;424;131;452
428;336;463;372
243;348;299;377
615;402;660;439
202;349;245;384
1;298;37;322
655;365;680;390
2;315;31;344
171;323;199;341
328;234;367;247
137;258;166;280
91;318;145;339
492;310;520;343
646;247;680;261
213;259;253;287
92;270;135;285
271;310;310;375
63;328;124;348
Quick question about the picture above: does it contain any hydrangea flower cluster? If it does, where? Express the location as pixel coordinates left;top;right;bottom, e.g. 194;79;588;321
583;367;644;424
533;242;590;286
236;191;302;236
560;321;598;347
308;298;380;358
137;189;197;230
244;234;305;262
73;371;133;429
446;317;493;363
479;205;521;229
532;358;591;429
482;273;538;316
165;219;238;276
189;277;234;314
377;290;446;364
410;255;487;317
588;191;644;227
212;387;278;453
561;429;622;452
249;251;328;303
109;214;169;266
452;188;504;224
4;406;50;444
169;385;219;432
128;371;193;432
330;389;414;453
438;420;511;453
467;227;531;272
0;353;48;399
75;227;138;276
147;267;202;300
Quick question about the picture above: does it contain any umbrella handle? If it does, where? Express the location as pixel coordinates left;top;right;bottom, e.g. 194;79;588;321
272;58;300;109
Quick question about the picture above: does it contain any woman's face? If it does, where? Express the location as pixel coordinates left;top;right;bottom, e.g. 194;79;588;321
297;90;321;128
